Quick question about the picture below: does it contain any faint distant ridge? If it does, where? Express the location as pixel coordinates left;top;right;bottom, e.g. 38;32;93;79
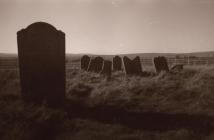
1;51;214;58
67;51;214;59
117;51;214;58
183;51;214;57
0;53;17;58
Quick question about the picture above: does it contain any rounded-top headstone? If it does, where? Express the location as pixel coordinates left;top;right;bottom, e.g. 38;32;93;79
17;22;65;106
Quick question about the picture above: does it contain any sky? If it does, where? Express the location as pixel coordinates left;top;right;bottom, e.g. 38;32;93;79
0;0;214;54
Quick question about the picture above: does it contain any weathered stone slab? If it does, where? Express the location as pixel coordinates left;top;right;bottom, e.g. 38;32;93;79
101;60;112;77
17;22;65;106
87;56;104;73
123;56;143;75
132;56;143;74
153;56;169;74
113;56;122;71
171;64;183;71
81;55;90;71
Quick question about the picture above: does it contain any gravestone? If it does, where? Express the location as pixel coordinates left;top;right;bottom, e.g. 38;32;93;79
17;22;65;106
153;56;169;74
81;55;90;70
101;60;112;77
87;56;104;73
113;56;122;71
171;64;183;71
123;56;132;75
132;56;143;74
123;56;143;75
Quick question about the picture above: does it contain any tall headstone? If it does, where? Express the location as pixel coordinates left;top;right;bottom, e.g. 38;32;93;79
153;56;169;74
113;56;122;71
87;56;104;73
101;60;112;77
81;55;90;71
123;56;143;75
17;22;65;106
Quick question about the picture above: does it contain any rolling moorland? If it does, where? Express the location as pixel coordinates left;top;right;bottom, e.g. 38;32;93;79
1;50;214;59
0;52;214;140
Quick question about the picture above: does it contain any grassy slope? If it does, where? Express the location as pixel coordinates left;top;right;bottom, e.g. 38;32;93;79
67;66;214;116
0;66;214;140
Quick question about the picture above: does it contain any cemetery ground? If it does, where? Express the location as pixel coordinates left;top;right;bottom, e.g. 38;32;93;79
0;58;214;140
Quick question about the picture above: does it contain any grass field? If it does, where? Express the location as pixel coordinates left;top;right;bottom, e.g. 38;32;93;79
0;58;214;139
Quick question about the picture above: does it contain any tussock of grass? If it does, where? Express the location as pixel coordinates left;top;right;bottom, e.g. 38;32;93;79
66;66;214;115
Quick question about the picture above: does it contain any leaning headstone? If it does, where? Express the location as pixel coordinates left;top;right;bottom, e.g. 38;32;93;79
153;57;161;73
123;56;132;75
123;56;143;75
153;56;169;74
17;22;65;106
87;56;104;73
171;64;183;71
113;56;122;71
81;55;90;70
101;60;112;77
132;56;143;74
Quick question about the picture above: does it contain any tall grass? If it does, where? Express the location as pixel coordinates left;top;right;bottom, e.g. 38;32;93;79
0;66;214;139
66;66;214;115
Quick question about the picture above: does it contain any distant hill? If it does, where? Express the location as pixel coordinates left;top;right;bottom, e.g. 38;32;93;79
182;51;214;57
0;53;17;58
1;51;214;60
67;51;214;60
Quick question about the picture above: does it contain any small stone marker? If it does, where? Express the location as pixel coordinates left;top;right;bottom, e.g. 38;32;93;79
113;56;122;71
17;22;65;106
101;60;112;77
132;56;143;74
123;56;132;75
153;56;169;74
87;56;104;73
123;56;143;75
171;64;183;71
81;55;90;70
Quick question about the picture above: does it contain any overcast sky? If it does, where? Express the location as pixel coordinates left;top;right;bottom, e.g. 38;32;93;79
0;0;214;54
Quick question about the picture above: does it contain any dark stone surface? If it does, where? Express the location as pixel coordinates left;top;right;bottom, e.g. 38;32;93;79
113;56;122;71
123;56;143;75
81;55;90;71
123;56;132;75
87;56;104;73
101;60;112;77
153;56;169;74
17;22;65;106
171;64;183;71
132;56;143;74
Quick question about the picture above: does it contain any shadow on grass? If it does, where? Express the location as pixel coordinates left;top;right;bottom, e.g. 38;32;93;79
66;100;214;135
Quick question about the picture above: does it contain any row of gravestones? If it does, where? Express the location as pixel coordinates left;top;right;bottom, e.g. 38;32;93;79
81;55;112;77
16;22;182;107
81;55;170;76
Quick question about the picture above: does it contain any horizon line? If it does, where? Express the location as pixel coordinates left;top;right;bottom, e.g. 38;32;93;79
1;50;214;56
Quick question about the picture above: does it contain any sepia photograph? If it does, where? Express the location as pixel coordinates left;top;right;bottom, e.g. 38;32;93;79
0;0;214;139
